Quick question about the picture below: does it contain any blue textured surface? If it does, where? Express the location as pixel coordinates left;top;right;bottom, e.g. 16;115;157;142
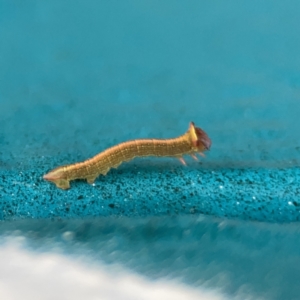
1;1;300;299
2;162;300;222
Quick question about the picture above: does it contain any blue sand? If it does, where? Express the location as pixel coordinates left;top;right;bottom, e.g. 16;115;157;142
1;1;300;299
1;162;300;222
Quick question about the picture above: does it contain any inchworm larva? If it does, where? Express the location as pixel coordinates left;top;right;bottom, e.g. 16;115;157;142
43;122;211;190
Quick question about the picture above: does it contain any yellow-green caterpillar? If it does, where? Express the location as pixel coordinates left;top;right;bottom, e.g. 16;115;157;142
43;122;211;189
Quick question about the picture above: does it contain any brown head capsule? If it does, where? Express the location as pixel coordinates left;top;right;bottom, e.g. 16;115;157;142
43;122;212;190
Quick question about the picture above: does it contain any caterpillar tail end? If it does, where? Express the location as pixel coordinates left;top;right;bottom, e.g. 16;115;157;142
43;168;70;190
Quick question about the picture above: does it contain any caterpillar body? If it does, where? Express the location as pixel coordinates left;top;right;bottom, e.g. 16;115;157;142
43;122;211;190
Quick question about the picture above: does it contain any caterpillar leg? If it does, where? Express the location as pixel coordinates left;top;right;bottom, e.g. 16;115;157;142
86;175;97;184
53;179;70;190
44;167;70;189
178;157;187;166
190;154;198;161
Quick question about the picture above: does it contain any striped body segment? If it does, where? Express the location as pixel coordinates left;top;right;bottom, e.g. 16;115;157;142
43;122;211;189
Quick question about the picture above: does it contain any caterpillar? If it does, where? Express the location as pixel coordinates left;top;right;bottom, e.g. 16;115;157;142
43;122;211;190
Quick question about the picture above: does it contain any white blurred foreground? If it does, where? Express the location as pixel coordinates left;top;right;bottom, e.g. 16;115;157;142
0;239;227;300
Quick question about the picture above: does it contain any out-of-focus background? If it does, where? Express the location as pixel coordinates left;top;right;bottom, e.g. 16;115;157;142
1;1;300;299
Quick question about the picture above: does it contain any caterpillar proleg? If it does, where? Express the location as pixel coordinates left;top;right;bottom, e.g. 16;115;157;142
43;122;211;190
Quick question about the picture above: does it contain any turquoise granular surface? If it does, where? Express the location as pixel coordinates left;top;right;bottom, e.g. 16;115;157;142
1;162;300;223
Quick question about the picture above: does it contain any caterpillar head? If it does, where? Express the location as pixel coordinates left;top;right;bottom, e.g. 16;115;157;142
188;122;211;152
